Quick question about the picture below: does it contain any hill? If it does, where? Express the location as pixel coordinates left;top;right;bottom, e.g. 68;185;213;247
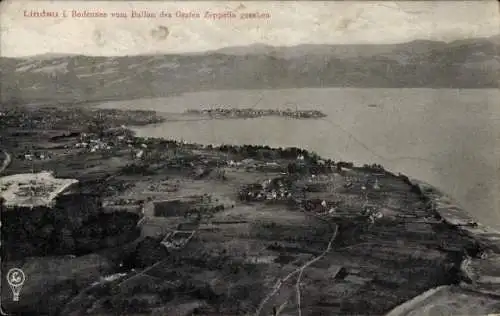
1;36;498;105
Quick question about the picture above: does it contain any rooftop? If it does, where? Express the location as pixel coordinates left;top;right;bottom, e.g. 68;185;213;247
0;171;78;208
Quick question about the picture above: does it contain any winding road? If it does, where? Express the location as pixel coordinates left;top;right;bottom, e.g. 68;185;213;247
254;225;339;316
0;150;11;175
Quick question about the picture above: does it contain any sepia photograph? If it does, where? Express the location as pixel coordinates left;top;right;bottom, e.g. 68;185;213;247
1;1;500;315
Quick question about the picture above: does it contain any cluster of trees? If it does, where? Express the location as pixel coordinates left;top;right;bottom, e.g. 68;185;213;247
124;237;169;269
217;144;321;161
74;212;140;253
286;161;335;174
2;199;140;260
121;163;155;175
361;163;385;171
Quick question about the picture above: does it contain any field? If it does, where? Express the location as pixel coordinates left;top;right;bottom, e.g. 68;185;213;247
0;105;496;315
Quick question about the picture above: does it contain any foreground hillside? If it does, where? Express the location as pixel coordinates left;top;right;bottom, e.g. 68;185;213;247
1;36;499;104
1;105;499;315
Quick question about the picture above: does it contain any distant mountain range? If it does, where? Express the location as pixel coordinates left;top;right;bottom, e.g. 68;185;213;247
1;36;499;104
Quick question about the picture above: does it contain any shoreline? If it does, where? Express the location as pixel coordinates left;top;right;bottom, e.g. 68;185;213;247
384;177;500;315
2;105;499;315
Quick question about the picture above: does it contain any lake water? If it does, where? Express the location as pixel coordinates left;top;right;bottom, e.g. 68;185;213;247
97;88;500;228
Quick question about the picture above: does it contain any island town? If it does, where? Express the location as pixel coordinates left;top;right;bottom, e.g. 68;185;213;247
184;107;327;119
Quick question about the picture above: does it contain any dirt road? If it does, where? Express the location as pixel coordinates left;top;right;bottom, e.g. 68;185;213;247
0;150;11;174
254;225;339;316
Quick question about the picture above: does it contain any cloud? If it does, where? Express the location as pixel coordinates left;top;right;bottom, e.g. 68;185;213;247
1;0;499;56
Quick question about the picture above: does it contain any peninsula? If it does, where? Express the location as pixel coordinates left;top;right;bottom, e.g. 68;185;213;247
1;104;499;316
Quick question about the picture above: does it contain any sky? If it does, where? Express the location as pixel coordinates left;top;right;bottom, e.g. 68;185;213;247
1;1;499;57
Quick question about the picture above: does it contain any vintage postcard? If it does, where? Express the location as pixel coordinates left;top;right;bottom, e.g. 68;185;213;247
1;1;500;315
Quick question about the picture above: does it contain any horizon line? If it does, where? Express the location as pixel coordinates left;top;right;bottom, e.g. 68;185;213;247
2;34;499;59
